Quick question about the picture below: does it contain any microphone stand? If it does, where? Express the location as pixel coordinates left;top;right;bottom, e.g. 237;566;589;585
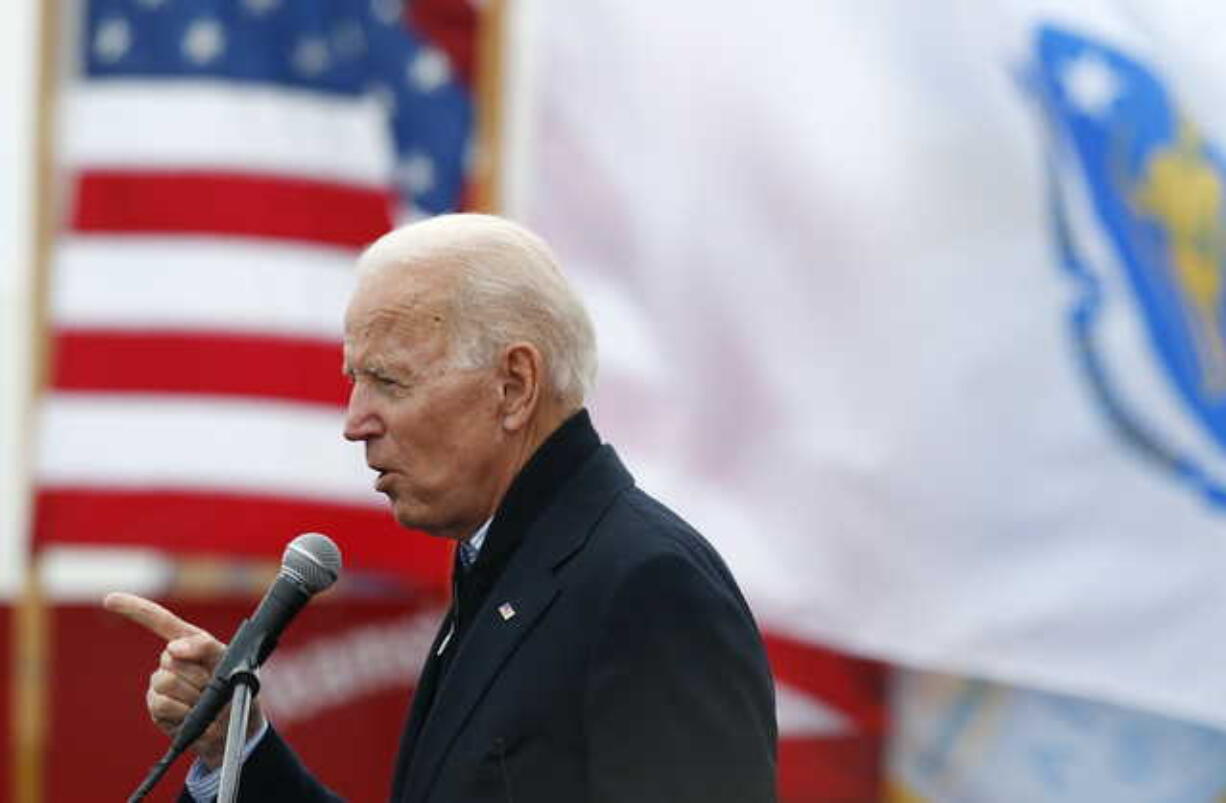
125;658;262;803
218;665;260;803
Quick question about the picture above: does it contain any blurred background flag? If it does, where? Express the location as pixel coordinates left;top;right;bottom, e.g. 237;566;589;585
505;0;1226;741
34;0;479;590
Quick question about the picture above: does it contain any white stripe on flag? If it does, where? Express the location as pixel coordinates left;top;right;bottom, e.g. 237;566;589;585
37;393;381;505
61;81;394;187
52;235;356;338
775;682;851;737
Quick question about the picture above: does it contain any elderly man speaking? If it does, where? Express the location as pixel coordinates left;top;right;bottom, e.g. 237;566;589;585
106;214;778;803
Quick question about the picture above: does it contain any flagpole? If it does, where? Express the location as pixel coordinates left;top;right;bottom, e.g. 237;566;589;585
472;0;507;213
13;0;61;798
13;574;48;803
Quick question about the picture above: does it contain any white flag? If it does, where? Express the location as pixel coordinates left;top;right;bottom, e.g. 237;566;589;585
0;0;40;598
508;0;1226;728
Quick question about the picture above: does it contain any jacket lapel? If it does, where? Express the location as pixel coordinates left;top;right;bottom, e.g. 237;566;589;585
401;446;633;802
389;605;455;802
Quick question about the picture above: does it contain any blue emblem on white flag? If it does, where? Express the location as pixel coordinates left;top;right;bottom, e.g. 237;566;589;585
1031;24;1226;505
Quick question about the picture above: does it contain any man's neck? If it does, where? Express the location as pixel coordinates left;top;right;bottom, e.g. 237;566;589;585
481;402;575;525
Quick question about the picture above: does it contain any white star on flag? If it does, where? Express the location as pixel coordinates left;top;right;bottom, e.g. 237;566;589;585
183;18;226;65
1061;51;1122;117
94;18;132;63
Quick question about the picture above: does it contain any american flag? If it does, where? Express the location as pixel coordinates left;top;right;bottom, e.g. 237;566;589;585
34;0;478;590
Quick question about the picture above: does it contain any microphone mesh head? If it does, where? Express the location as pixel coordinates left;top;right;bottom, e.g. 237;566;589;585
281;532;342;594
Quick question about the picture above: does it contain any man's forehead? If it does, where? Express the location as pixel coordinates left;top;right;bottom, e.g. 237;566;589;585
343;269;453;366
346;303;425;340
346;267;447;329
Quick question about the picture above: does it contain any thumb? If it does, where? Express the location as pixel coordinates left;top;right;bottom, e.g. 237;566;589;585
168;632;225;664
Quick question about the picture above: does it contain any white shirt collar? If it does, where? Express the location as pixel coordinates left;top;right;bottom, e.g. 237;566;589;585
468;518;491;554
459;518;492;568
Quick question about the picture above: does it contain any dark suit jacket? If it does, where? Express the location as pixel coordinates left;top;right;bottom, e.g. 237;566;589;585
203;412;777;802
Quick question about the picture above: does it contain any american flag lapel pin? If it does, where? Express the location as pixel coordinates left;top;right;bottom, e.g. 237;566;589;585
498;602;516;621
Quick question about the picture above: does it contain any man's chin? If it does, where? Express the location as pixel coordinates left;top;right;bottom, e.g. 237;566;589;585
388;502;439;535
388;502;419;531
389;507;472;541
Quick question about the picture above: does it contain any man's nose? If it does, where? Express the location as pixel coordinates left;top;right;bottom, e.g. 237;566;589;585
343;384;382;441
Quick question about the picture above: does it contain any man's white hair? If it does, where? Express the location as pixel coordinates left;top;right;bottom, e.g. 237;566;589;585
357;213;598;407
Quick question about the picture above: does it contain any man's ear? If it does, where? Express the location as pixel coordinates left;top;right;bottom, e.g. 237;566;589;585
498;342;543;431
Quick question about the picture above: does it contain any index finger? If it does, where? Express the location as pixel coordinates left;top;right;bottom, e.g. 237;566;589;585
103;592;204;642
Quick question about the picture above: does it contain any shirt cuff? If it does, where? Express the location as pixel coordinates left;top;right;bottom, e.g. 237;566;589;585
183;718;270;803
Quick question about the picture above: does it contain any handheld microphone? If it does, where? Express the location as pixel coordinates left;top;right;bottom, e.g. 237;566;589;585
128;532;342;802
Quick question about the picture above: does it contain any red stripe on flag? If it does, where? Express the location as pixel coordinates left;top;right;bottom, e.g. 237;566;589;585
52;330;349;407
72;170;394;248
777;736;882;803
765;634;887;733
34;488;451;593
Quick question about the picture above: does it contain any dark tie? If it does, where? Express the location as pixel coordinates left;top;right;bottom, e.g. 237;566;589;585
458;540;478;572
